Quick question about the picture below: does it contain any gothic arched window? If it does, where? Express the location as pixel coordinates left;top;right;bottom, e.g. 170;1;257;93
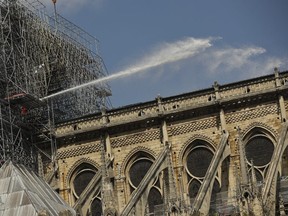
183;140;220;202
245;134;275;182
129;158;153;189
70;163;101;215
126;151;163;214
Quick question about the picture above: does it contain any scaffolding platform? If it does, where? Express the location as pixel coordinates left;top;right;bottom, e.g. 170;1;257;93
5;93;45;108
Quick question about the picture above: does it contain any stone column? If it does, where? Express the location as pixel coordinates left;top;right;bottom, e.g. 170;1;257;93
275;67;287;122
101;132;117;215
237;127;249;185
279;95;287;122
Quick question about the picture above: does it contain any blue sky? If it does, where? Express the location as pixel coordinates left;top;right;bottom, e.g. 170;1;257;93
42;0;288;108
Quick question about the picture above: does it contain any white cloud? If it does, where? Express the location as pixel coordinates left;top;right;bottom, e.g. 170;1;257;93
202;46;266;73
191;45;287;80
246;56;287;77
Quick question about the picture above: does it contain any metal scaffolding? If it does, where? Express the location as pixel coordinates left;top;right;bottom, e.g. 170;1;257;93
0;0;111;169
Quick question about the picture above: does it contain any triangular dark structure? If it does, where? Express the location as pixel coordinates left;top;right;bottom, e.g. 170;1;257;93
0;161;76;216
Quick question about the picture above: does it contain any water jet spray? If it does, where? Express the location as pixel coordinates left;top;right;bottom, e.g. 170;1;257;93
40;37;213;101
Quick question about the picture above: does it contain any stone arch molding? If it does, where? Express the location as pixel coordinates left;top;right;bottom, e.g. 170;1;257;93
241;122;278;143
240;122;282;183
65;157;100;186
178;134;217;166
120;146;157;176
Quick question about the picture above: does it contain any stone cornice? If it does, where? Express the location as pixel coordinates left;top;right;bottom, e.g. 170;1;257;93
55;71;288;139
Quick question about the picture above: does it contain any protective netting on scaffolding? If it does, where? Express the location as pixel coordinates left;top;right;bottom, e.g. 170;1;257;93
0;0;111;122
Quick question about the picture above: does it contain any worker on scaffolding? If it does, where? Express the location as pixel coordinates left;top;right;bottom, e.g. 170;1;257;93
20;105;28;122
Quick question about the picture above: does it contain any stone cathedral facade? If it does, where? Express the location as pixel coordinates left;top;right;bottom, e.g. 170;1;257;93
47;69;288;216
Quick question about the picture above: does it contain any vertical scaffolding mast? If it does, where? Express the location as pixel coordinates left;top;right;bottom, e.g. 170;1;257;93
0;0;36;168
0;0;111;168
